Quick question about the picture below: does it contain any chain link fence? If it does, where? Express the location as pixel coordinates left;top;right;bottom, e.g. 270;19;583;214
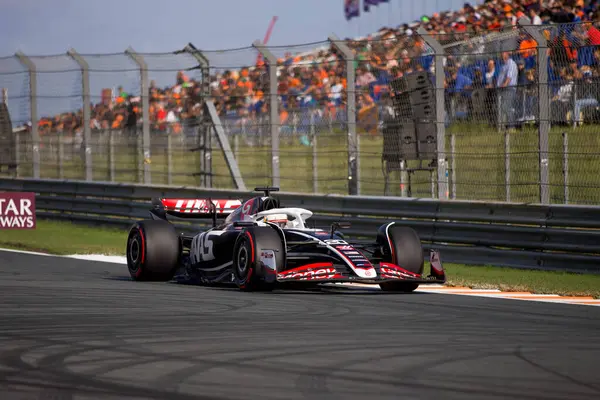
1;19;600;204
439;24;542;202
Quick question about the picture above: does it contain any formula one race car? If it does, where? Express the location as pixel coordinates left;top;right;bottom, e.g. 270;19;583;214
125;187;446;292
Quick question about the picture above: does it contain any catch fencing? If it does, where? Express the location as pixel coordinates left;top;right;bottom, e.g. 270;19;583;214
1;19;600;204
1;177;599;273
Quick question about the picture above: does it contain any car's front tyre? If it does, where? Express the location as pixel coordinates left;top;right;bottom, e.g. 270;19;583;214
378;224;424;292
232;227;283;291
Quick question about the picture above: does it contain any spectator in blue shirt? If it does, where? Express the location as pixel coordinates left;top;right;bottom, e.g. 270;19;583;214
497;52;519;128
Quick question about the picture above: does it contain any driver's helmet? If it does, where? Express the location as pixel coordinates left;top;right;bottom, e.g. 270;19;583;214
264;213;289;228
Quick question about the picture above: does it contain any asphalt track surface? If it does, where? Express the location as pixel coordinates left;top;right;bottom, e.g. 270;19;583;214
1;250;599;400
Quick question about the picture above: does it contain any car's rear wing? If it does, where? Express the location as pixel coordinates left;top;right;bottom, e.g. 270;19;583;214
150;198;242;225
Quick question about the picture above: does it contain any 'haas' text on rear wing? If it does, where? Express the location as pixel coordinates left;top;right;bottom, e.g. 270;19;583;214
150;198;242;225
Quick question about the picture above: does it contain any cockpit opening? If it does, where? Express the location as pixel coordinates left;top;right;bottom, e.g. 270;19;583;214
262;213;297;229
254;208;313;230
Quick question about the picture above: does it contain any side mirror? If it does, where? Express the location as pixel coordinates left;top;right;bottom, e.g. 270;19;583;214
330;221;351;238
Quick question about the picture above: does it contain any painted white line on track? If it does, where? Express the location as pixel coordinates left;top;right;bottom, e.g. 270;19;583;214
67;254;127;264
0;248;57;257
0;248;127;264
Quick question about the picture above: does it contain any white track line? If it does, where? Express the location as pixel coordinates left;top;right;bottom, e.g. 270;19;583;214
0;248;128;264
66;254;127;264
0;248;58;257
1;248;597;306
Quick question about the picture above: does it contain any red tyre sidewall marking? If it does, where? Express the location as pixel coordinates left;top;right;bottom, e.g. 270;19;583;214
139;227;146;264
135;227;145;278
240;232;255;289
244;267;253;288
245;231;255;263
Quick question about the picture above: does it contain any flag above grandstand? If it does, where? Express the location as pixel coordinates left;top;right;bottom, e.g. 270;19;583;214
345;0;390;21
344;0;360;21
363;0;389;12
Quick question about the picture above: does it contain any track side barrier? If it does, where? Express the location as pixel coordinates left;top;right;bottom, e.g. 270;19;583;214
1;178;599;273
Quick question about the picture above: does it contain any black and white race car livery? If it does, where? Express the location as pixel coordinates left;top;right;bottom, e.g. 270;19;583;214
125;187;446;292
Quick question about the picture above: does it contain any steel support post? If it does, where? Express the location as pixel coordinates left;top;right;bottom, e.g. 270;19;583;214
252;40;280;188
418;28;448;200
67;48;92;181
15;51;39;178
125;47;151;184
329;34;359;195
184;43;211;102
520;17;550;204
184;43;212;187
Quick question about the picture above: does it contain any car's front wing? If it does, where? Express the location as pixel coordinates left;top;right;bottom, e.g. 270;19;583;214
277;275;445;286
276;251;446;285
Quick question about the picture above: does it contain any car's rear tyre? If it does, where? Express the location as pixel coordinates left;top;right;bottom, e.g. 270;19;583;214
126;220;180;281
233;227;284;292
378;224;423;292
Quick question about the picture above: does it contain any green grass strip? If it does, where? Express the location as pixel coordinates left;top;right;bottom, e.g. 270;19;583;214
0;219;127;255
444;263;600;299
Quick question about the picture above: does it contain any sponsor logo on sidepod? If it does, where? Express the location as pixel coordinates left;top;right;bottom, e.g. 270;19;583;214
278;268;337;280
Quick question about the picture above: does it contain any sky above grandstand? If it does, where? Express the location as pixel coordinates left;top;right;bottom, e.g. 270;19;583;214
0;0;479;123
1;0;477;54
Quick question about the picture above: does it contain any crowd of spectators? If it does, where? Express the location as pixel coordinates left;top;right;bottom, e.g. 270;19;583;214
442;0;600;127
31;0;600;137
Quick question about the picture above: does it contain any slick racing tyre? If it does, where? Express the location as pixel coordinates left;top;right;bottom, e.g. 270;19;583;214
378;224;424;293
233;227;284;292
126;220;181;281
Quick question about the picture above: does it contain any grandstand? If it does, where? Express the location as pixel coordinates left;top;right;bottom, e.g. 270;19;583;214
5;0;599;138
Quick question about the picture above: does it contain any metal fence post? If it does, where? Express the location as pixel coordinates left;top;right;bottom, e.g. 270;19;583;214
2;88;18;178
166;131;172;185
562;132;569;204
109;130;115;182
520;17;549;204
329;34;358;196
400;161;408;197
15;51;39;179
311;111;318;194
184;43;211;103
417;28;448;200
57;132;64;179
234;134;239;161
125;47;151;185
450;133;456;199
252;40;280;188
184;43;211;186
67;48;92;181
505;131;511;202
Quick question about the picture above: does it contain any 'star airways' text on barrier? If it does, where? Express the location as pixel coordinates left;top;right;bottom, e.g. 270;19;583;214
0;192;36;229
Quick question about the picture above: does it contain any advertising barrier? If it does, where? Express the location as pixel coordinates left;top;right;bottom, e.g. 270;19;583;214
0;191;36;229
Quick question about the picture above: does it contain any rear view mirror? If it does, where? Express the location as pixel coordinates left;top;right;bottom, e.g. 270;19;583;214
330;221;351;238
